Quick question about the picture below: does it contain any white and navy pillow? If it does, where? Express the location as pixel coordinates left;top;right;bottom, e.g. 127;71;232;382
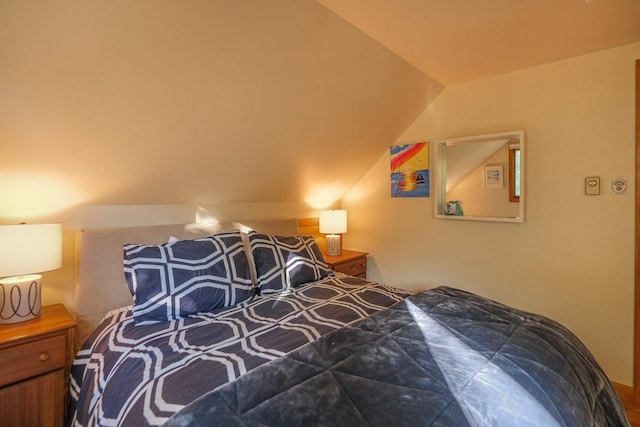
249;233;330;294
123;230;253;325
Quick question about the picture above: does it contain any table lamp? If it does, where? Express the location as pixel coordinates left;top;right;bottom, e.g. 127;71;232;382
0;223;62;324
319;210;347;256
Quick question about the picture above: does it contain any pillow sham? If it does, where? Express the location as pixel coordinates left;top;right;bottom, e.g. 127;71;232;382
249;233;330;294
123;230;253;325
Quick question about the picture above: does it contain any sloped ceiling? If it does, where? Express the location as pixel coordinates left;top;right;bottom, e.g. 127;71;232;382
319;0;640;85
444;138;510;192
0;0;442;216
2;0;640;218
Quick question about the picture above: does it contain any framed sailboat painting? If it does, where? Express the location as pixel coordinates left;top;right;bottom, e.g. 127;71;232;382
390;141;429;197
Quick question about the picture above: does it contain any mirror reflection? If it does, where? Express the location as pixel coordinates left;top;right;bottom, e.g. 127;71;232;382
435;130;525;222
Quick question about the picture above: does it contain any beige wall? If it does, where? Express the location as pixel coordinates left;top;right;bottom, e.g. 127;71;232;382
0;1;441;212
343;42;640;386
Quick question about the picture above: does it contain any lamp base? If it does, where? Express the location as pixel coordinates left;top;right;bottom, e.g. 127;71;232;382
0;274;42;324
326;234;341;256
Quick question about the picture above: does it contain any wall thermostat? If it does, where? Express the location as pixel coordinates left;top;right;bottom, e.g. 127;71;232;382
612;176;627;195
585;177;600;195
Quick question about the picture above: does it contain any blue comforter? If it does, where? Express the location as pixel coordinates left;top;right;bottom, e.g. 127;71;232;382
69;275;411;426
164;286;629;427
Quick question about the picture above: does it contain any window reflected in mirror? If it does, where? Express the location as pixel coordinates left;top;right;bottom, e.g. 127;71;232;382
509;145;520;203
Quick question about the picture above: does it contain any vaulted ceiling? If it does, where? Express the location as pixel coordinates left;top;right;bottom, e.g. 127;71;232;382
1;0;639;218
320;0;640;85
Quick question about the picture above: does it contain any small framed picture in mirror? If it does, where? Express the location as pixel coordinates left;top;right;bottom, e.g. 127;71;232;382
484;165;503;188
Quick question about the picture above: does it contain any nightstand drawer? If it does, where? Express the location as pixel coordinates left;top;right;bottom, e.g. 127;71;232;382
332;257;367;277
0;334;66;387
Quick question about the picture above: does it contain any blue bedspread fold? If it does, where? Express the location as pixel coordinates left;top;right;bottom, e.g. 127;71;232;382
163;286;629;427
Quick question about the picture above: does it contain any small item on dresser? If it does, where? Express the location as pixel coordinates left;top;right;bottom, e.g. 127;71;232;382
319;210;347;256
445;200;463;216
0;223;62;324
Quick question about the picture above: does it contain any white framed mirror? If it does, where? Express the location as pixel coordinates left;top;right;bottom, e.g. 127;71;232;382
434;130;525;223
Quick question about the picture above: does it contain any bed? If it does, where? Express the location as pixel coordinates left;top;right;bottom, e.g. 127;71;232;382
69;219;629;426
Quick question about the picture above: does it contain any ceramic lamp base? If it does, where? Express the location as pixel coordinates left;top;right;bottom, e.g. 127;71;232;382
0;274;42;324
326;234;341;256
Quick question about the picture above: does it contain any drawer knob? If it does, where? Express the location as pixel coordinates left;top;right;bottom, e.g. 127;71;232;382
39;352;50;362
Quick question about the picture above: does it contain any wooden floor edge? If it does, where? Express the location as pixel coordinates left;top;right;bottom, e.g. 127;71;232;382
612;382;640;426
613;382;635;403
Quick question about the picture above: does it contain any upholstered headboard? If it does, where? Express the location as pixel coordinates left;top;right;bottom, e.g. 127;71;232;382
74;218;299;347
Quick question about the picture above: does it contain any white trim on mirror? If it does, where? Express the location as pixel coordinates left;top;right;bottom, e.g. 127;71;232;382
434;130;525;223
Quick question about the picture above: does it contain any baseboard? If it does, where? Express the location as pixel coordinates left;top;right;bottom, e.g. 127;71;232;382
612;382;640;426
613;381;634;403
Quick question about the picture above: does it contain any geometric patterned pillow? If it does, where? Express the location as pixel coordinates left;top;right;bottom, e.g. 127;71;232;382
123;230;253;325
248;233;330;294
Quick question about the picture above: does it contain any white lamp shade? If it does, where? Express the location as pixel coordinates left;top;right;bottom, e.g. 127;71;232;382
0;223;62;278
319;210;347;234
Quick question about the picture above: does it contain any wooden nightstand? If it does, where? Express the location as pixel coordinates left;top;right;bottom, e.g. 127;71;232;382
324;249;369;279
0;304;77;427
